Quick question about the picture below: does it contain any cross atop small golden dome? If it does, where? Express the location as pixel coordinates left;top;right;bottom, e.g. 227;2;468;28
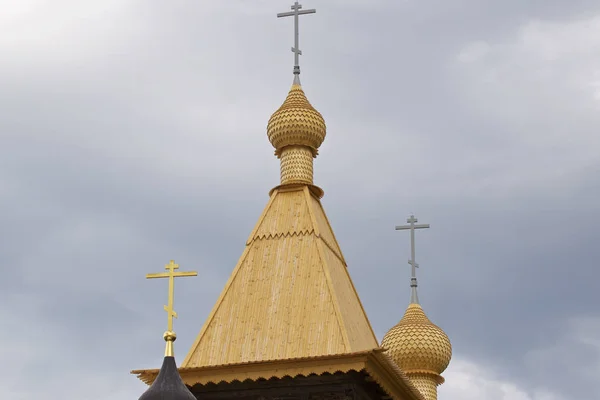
383;217;452;400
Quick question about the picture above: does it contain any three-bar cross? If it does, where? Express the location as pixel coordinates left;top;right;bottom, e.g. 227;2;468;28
395;215;430;303
146;260;197;333
277;1;316;75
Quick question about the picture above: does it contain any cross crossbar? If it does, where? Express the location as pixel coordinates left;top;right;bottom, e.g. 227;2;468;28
395;215;430;304
277;1;316;75
146;260;197;333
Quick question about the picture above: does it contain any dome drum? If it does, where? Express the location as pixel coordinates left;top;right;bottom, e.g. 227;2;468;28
279;145;315;185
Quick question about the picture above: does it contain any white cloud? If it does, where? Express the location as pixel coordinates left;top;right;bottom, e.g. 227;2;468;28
455;13;600;129
442;357;563;400
441;317;600;400
449;13;600;196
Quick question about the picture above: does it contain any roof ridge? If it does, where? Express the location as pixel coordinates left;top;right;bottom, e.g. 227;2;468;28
303;185;351;351
305;188;347;264
303;188;379;347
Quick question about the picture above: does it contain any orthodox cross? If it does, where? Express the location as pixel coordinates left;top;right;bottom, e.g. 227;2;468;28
146;260;197;333
277;1;316;75
395;215;430;304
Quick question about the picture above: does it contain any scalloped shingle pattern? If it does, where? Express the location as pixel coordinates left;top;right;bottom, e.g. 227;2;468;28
381;304;452;375
267;84;326;151
408;373;439;400
280;146;314;184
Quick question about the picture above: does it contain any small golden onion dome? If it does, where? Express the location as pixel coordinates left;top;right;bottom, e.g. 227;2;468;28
381;303;452;375
267;80;326;153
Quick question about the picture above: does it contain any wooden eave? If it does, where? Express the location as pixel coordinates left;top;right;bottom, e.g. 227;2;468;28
131;349;424;400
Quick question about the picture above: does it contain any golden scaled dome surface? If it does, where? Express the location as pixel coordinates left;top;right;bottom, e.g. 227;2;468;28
267;83;326;152
381;303;452;375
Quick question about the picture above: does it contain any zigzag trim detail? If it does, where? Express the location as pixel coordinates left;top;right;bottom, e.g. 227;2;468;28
248;230;345;264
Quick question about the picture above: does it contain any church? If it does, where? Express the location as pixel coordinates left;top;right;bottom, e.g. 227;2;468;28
131;3;451;400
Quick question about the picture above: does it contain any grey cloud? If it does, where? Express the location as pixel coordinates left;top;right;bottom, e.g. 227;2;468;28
1;1;599;400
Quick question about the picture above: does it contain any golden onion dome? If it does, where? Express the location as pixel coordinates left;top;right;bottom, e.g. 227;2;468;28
267;78;326;153
381;303;452;375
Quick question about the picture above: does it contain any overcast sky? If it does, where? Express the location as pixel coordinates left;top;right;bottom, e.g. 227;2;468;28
1;1;599;399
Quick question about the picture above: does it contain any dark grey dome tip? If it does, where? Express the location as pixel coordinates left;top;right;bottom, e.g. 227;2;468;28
138;357;195;400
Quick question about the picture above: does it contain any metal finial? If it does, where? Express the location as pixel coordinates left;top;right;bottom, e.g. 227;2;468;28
395;215;430;304
146;260;198;356
277;1;316;76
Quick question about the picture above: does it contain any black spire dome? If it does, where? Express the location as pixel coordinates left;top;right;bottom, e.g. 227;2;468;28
138;331;196;400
